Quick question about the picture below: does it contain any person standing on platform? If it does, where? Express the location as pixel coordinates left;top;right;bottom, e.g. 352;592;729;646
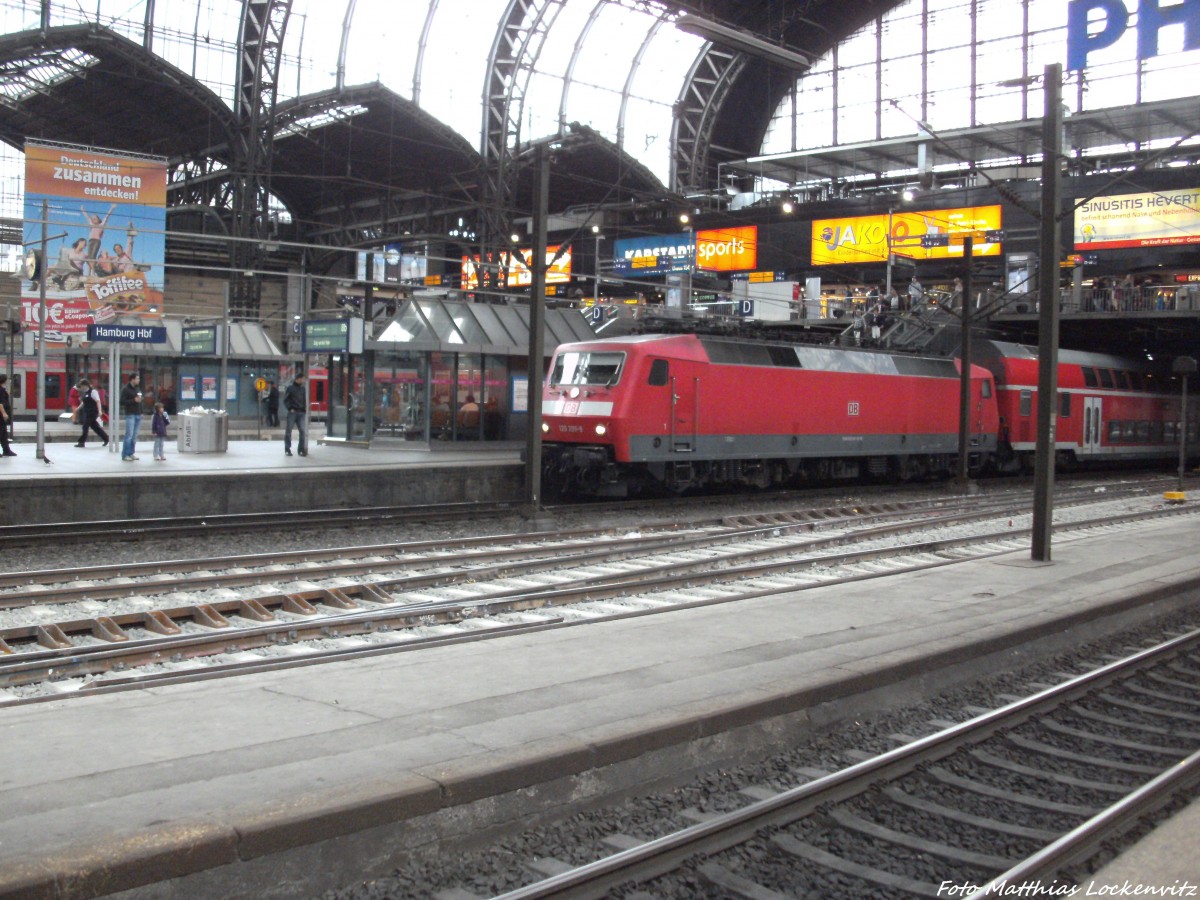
151;402;169;461
265;381;279;427
74;379;109;447
0;374;15;456
283;373;307;457
119;372;143;461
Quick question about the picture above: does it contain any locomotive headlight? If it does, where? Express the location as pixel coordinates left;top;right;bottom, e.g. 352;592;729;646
595;423;607;436
541;422;549;433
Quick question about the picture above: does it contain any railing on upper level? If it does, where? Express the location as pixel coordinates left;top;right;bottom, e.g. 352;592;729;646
991;285;1200;315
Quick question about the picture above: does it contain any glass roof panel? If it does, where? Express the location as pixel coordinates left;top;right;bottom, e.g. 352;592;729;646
418;299;468;345
418;0;508;149
335;0;423;98
447;304;490;344
377;302;433;344
465;303;518;346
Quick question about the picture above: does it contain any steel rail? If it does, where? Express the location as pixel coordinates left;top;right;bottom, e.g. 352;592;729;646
0;496;1040;608
490;628;1200;899
1;503;1193;703
0;493;1148;648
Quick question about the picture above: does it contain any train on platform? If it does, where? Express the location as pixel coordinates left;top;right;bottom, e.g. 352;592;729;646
539;333;1193;496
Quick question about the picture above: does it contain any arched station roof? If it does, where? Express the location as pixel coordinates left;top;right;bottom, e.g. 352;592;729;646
0;23;236;159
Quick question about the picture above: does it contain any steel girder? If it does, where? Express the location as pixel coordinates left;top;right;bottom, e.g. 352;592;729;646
479;0;565;287
670;44;745;194
229;0;292;319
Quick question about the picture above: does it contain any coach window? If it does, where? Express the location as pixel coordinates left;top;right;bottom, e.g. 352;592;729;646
1129;372;1143;390
1019;390;1032;417
1082;367;1098;388
1098;369;1114;389
1114;371;1130;390
648;359;669;386
1059;392;1071;417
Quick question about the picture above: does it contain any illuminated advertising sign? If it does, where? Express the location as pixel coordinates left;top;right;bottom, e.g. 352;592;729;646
695;225;758;272
811;206;1002;266
21;142;167;338
460;245;572;289
1067;0;1200;71
612;233;695;278
1074;188;1200;250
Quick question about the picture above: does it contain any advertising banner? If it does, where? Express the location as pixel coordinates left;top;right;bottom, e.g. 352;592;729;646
612;233;695;278
22;141;167;340
695;225;758;272
812;206;1002;266
1074;188;1200;250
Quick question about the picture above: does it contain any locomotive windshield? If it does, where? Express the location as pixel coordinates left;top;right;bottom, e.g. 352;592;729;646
550;351;625;386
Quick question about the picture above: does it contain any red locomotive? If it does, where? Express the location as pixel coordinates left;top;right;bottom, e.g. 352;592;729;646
541;333;999;495
540;333;1190;496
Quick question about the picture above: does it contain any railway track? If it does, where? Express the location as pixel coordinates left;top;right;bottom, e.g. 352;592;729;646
488;628;1200;899
0;483;1190;706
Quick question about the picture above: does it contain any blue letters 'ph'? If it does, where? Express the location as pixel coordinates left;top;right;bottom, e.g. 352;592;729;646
1067;0;1200;70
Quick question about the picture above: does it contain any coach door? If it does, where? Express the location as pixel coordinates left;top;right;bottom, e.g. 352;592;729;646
669;369;698;453
1083;396;1103;455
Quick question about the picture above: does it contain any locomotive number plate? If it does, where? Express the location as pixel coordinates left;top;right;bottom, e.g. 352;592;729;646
847;402;860;416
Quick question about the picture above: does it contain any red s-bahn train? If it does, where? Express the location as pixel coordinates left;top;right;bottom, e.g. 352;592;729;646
539;333;1191;496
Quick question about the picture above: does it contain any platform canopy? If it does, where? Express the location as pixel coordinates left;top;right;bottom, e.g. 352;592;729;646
371;299;596;358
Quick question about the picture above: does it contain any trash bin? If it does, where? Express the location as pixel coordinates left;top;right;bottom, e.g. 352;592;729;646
177;410;229;453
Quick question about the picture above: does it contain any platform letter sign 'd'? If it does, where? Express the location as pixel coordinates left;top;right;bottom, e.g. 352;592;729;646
1067;0;1200;71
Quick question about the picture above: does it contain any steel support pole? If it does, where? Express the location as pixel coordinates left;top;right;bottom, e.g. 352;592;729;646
35;200;47;460
1032;64;1063;562
524;143;549;515
956;236;973;487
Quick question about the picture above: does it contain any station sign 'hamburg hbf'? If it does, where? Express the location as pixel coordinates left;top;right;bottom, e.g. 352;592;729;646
1067;0;1200;70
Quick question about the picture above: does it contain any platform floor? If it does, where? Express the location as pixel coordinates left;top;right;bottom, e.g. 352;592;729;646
0;511;1197;897
0;419;524;480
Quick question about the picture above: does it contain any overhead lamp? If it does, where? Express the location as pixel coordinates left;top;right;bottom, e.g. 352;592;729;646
675;13;811;72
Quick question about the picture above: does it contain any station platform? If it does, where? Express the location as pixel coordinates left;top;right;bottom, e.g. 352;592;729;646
0;419;526;525
0;512;1197;898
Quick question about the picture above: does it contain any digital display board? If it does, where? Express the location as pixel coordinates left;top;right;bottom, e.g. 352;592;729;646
181;325;218;355
303;319;350;352
1074;188;1200;250
812;206;1002;266
302;318;364;354
461;245;572;289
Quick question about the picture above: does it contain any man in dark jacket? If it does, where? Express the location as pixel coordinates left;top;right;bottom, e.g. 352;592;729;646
119;372;143;461
0;374;15;456
283;374;307;456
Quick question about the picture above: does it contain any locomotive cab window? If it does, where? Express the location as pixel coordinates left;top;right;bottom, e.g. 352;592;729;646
551;351;625;387
648;359;669;386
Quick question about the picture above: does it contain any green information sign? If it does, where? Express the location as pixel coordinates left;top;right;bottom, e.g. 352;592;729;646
182;326;218;355
303;319;361;353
